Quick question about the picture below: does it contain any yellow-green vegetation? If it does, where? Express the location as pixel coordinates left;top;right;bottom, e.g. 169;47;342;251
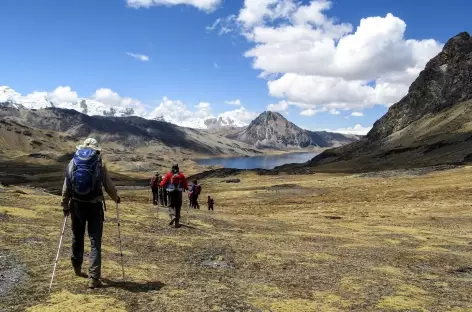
2;167;472;311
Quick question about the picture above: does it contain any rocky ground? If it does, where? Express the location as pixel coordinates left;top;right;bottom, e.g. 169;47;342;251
1;167;472;311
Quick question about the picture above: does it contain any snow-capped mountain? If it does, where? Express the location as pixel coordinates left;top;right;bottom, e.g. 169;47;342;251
204;116;246;129
1;86;249;130
0;86;146;118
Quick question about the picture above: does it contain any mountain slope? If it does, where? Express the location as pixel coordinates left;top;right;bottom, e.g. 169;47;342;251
304;32;472;172
227;111;358;149
0;105;262;173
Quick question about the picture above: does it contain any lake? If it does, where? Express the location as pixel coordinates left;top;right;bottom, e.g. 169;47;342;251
195;152;319;170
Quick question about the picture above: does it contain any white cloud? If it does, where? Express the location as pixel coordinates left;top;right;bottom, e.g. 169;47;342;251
237;0;297;28
148;97;213;127
126;52;150;62
329;109;340;115
91;88;147;115
332;124;372;135
219;106;259;124
351;112;364;117
126;0;221;12
147;97;258;128
267;100;290;116
225;99;241;106
48;86;79;105
210;0;443;115
267;100;289;114
300;109;317;117
206;15;237;35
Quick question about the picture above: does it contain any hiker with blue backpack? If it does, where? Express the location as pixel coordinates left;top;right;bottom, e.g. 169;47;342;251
60;138;121;289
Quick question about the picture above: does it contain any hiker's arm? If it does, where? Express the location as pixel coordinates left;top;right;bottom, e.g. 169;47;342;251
160;173;170;187
61;178;69;207
183;175;189;190
101;163;119;203
60;161;72;207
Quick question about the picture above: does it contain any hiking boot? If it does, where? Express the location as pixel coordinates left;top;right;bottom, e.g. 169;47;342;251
169;218;175;226
174;220;181;228
73;266;87;278
89;278;102;289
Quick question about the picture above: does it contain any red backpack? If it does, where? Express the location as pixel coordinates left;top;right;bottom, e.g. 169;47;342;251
195;184;202;196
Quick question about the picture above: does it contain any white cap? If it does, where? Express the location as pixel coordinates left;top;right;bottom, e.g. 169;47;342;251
76;138;102;151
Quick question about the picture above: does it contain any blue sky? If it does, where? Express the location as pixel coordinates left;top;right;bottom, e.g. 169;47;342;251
1;0;470;133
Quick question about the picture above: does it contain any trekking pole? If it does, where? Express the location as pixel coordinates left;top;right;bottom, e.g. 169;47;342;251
187;198;190;224
156;190;159;221
115;202;125;280
48;215;68;293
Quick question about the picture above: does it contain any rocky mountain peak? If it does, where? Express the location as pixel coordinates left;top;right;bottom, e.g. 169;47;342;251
250;111;286;126
368;32;472;141
442;32;472;56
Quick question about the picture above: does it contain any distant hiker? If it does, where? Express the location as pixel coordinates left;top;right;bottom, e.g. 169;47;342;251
150;172;161;206
189;180;202;209
160;164;188;228
61;138;121;289
208;196;214;211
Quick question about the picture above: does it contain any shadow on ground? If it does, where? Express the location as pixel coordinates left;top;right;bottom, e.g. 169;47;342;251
101;278;165;293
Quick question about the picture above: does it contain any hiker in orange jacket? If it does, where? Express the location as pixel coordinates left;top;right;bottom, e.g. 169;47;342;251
160;164;188;228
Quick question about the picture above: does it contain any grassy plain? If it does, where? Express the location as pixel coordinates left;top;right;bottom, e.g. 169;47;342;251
1;167;472;311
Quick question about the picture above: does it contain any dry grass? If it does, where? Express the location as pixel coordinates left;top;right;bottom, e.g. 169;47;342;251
1;167;472;311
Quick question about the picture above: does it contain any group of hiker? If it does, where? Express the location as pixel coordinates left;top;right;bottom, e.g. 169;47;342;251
150;171;214;212
58;138;215;290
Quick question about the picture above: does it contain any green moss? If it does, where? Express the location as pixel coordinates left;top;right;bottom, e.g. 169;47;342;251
27;291;127;312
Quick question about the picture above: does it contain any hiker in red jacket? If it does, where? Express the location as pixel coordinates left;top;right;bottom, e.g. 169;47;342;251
160;164;188;228
150;172;161;206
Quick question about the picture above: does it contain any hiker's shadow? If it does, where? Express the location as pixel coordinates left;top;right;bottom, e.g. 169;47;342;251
101;278;165;293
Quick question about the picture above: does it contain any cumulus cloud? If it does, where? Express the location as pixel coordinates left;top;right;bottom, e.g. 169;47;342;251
209;0;443;116
237;0;297;28
91;88;147;115
225;99;241;106
332;124;372;135
351;112;364;117
48;86;79;105
300;109;317;117
126;52;150;62
219;106;259;124
126;0;221;12
148;97;213;127
267;100;289;114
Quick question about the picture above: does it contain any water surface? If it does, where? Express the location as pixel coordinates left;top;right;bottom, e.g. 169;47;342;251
195;152;319;170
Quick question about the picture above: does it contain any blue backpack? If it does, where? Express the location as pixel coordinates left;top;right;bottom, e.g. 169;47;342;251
69;148;102;201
